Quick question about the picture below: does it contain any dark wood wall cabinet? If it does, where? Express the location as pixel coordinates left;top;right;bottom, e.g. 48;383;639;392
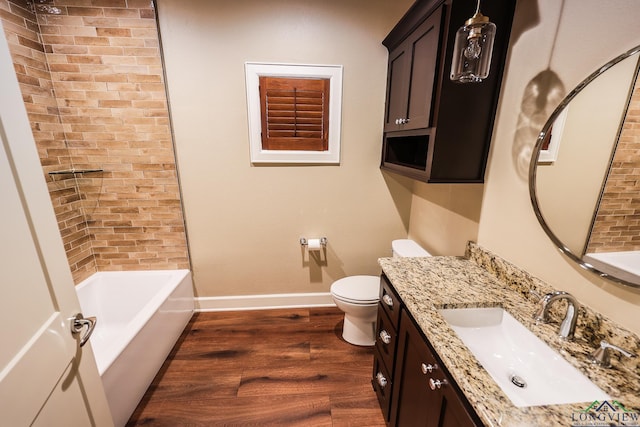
380;0;516;183
372;274;482;426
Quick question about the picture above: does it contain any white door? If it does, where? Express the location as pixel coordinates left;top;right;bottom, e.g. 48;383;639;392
0;22;113;427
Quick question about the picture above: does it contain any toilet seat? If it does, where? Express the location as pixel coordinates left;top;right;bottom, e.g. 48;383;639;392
330;275;379;304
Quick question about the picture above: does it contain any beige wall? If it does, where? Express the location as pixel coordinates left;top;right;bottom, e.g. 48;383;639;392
158;0;640;334
157;0;414;297
408;183;483;256
476;0;640;335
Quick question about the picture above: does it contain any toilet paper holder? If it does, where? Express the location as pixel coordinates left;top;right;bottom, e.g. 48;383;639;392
299;237;327;247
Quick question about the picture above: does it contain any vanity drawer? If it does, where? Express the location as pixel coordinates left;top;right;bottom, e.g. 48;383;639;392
380;274;401;327
372;354;393;422
375;305;397;373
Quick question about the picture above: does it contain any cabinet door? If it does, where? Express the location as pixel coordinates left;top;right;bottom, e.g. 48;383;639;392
390;311;442;427
438;385;480;427
404;6;442;130
384;45;410;131
390;310;480;427
384;7;442;132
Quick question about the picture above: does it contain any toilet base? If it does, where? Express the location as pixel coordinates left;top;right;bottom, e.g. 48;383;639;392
342;314;376;346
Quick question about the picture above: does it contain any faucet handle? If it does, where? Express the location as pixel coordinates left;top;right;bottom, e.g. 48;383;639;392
588;340;637;368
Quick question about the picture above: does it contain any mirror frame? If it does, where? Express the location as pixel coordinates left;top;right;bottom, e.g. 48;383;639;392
529;44;640;289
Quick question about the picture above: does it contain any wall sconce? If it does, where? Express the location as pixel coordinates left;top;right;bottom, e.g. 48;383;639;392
450;0;496;83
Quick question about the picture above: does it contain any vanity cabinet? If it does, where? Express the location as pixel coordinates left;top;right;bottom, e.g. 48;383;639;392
372;275;402;421
380;0;516;183
373;275;481;426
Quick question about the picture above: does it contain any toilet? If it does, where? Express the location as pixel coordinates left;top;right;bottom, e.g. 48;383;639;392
330;239;431;346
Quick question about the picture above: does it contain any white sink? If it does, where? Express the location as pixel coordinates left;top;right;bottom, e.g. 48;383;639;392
439;307;609;407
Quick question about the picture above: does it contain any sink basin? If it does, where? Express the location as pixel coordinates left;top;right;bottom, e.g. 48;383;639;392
439;307;609;407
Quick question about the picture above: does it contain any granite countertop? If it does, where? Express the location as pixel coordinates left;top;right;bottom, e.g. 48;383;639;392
378;249;640;427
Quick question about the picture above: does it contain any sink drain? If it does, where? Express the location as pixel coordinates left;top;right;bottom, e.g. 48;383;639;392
510;374;527;388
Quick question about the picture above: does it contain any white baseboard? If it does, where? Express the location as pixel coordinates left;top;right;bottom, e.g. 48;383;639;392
195;292;335;312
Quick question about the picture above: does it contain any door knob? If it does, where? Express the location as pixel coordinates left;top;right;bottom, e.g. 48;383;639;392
382;294;394;308
71;313;97;347
376;372;388;388
429;378;448;390
379;330;392;344
421;363;438;374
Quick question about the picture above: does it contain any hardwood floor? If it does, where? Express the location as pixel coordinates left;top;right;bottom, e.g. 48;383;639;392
126;307;386;426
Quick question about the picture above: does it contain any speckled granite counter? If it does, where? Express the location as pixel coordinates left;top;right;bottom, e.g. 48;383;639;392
378;243;640;427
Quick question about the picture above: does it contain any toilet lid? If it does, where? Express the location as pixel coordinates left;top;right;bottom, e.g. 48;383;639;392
392;239;431;257
331;275;380;304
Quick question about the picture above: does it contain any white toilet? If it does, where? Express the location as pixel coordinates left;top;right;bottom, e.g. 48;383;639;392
330;239;431;346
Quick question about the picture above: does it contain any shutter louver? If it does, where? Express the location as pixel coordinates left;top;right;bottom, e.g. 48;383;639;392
259;76;330;151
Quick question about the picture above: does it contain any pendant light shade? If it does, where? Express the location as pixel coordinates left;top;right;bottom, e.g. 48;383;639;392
450;1;496;83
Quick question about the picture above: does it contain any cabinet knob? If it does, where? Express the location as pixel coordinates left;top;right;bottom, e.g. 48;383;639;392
376;372;388;389
379;330;392;345
420;363;438;374
382;294;394;308
429;378;448;390
401;118;410;124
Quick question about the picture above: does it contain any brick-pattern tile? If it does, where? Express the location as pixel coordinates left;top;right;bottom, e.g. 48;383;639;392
588;77;640;253
1;0;189;283
1;0;95;279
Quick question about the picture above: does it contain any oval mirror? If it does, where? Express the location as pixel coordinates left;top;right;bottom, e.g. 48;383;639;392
529;44;640;288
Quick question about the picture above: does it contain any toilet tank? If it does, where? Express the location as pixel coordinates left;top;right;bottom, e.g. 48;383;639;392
392;239;431;257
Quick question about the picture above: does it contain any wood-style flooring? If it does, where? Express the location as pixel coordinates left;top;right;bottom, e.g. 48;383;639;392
126;307;386;426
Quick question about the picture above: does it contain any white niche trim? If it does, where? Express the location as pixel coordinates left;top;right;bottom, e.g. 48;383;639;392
245;62;343;164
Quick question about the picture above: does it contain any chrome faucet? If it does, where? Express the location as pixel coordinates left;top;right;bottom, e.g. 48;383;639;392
533;291;580;340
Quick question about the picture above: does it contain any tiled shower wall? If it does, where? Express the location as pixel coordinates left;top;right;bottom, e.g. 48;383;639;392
1;0;189;283
587;75;640;253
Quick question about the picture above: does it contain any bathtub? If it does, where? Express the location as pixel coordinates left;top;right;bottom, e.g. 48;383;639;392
584;251;640;285
76;269;194;427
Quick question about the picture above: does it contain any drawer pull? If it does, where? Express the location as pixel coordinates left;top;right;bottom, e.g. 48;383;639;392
379;330;392;344
421;363;438;374
429;378;448;390
382;294;394;308
376;372;388;388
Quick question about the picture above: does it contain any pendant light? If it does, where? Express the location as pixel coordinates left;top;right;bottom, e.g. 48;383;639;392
450;0;496;83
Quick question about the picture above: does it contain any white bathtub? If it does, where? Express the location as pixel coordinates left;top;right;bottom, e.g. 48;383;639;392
76;269;194;427
584;251;640;285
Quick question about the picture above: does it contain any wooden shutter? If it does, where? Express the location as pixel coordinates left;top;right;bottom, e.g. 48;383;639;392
259;76;330;151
